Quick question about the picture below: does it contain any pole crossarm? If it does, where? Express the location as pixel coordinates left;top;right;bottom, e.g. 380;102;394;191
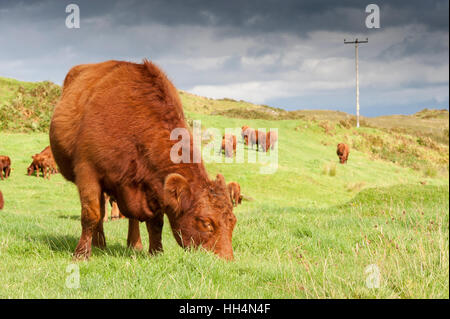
344;38;369;44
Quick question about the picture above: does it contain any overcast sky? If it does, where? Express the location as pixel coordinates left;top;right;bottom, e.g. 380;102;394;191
0;0;448;116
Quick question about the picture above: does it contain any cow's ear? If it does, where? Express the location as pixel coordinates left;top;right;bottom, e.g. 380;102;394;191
238;195;243;204
164;173;192;216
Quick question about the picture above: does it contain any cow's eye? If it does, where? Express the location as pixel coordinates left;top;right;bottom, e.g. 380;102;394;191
196;217;214;232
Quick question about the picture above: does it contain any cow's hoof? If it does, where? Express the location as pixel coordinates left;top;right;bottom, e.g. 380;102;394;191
73;248;91;261
149;247;163;256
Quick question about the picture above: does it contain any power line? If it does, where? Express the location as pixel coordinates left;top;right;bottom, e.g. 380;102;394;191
344;38;368;128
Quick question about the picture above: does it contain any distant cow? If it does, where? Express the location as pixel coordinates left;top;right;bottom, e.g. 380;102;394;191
259;130;278;152
221;134;237;157
0;190;3;210
337;143;350;164
50;60;237;260
27;146;58;178
241;126;250;145
103;193;125;222
267;130;278;150
0;156;11;180
242;127;260;150
227;182;242;207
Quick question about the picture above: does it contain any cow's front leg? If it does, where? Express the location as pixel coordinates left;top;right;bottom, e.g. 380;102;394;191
146;213;163;255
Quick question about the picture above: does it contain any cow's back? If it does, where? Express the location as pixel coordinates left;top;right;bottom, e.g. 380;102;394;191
50;60;187;188
50;61;122;181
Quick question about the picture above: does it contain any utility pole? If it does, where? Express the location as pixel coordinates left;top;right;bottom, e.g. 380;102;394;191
344;38;368;128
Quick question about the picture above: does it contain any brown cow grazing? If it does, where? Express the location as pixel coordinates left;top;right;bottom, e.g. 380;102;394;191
0;156;11;180
27;146;58;178
241;126;250;145
0;190;3;210
337;143;350;164
221;134;237;157
227;182;242;207
50;60;237;260
242;127;260;150
259;130;278;152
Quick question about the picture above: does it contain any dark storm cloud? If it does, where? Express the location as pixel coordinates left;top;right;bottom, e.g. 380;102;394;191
1;0;448;33
0;0;448;115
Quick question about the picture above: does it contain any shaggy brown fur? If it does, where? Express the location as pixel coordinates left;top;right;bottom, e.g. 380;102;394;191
0;156;11;180
337;143;350;164
0;190;3;210
227;182;242;207
50;60;237;260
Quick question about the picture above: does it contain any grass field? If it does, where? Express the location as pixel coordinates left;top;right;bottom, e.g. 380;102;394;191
0;110;448;298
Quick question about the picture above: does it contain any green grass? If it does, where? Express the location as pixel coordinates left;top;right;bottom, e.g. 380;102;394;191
0;116;448;298
0;75;448;298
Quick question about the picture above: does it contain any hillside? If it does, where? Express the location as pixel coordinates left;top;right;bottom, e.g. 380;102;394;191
0;76;448;298
1;76;448;175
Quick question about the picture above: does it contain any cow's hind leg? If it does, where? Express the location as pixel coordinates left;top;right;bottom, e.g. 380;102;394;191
127;219;143;251
146;213;164;255
73;165;104;260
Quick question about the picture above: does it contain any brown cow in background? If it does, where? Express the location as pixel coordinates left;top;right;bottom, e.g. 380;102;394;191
267;130;278;150
242;127;260;150
103;193;125;222
50;60;237;260
0;190;3;210
227;182;242;207
0;156;11;180
221;134;237;157
241;126;250;145
337;143;350;164
27;146;58;178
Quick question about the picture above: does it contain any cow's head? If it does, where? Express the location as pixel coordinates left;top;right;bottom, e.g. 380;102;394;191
27;164;33;175
164;173;237;260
